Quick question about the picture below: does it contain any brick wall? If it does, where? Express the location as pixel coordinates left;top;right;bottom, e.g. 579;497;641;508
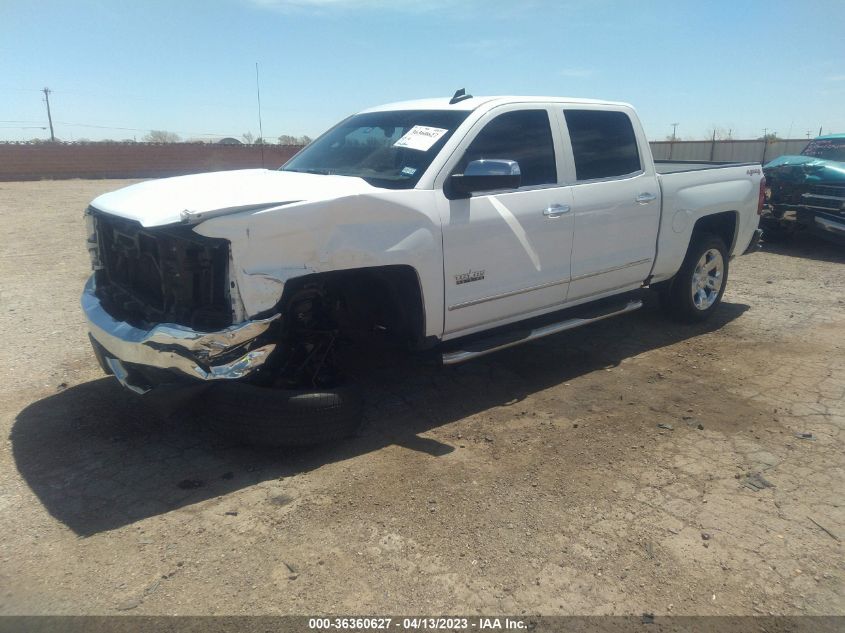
0;142;304;181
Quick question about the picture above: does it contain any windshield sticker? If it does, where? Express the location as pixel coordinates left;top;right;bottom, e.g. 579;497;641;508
401;166;417;176
393;126;448;152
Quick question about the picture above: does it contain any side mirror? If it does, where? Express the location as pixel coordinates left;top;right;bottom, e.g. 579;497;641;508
449;159;521;198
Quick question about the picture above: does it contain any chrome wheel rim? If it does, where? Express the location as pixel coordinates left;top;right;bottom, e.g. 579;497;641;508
691;248;724;310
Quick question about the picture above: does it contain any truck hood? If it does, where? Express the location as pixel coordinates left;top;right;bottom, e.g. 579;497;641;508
90;169;377;228
764;155;845;185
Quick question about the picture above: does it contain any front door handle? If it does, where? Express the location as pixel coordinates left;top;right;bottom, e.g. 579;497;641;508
543;204;571;218
636;192;658;204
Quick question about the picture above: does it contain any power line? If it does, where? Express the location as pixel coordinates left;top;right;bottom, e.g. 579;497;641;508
3;83;309;140
54;121;234;137
51;86;256;113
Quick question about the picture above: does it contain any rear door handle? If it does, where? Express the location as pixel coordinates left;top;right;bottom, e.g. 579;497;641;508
543;204;571;218
636;192;657;204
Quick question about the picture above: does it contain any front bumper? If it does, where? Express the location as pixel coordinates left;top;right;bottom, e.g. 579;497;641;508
814;214;845;239
82;276;279;392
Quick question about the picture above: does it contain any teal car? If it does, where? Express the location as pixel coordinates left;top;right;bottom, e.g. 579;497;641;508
762;134;845;244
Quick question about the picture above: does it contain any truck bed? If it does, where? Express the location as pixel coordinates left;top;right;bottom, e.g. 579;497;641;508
655;160;759;174
649;161;763;284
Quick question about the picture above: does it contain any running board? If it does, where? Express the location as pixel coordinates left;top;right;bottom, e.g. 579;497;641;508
441;299;643;365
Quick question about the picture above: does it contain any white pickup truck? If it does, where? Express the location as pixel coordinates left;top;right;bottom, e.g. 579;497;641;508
82;93;764;443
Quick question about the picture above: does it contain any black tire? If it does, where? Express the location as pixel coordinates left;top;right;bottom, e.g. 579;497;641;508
662;232;729;323
199;381;364;447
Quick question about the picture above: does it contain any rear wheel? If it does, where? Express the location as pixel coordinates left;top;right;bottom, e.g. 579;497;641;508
662;233;729;323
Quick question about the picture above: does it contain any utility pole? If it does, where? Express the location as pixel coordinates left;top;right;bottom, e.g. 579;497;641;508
709;129;716;162
255;62;265;168
42;87;55;142
761;129;769;164
669;123;678;160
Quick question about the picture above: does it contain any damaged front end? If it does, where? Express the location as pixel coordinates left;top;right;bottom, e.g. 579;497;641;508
762;138;845;243
82;209;280;393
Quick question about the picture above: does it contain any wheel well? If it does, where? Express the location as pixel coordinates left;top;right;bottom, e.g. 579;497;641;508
277;265;426;349
692;211;738;252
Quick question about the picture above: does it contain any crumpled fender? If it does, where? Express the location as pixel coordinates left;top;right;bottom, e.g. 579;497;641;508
764;155;845;185
193;189;444;337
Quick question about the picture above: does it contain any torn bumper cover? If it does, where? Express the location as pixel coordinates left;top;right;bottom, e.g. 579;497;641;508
82;275;279;392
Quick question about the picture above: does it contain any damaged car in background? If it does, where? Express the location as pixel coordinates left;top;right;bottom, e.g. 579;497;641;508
82;93;764;446
761;134;845;244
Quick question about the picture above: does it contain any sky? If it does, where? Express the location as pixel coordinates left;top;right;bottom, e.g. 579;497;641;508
1;0;844;143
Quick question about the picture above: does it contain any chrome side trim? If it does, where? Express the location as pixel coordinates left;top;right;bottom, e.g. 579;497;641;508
442;299;643;365
82;275;279;382
447;277;569;311
570;258;652;282
444;281;642;335
567;280;646;303
447;258;652;312
567;169;645;186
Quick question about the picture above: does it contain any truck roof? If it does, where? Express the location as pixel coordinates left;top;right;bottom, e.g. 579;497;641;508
361;95;633;113
816;133;845;140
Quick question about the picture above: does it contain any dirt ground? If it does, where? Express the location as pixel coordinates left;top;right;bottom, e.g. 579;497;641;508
0;179;842;616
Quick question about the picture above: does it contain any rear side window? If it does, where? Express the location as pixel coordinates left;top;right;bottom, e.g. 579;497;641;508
564;110;641;181
455;109;557;187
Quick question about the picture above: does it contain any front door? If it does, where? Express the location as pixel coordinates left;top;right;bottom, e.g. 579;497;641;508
438;107;575;337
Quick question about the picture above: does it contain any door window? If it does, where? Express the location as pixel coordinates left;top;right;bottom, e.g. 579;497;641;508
454;110;557;187
564;110;641;181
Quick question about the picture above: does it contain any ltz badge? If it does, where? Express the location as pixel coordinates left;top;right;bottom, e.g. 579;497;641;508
455;269;485;285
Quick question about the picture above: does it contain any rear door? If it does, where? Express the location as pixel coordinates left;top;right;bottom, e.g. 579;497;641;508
436;106;575;337
557;108;660;301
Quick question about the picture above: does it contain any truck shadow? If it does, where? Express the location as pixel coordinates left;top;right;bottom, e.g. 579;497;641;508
11;298;748;536
761;232;845;264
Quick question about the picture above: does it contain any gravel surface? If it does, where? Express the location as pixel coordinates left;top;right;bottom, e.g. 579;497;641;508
0;179;843;616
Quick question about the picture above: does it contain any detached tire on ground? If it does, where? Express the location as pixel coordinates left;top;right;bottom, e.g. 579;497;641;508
200;382;364;447
661;232;729;323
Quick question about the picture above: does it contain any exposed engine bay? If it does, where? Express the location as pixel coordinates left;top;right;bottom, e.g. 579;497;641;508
89;209;233;330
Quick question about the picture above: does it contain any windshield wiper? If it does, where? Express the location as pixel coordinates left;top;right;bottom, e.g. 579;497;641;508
285;167;334;175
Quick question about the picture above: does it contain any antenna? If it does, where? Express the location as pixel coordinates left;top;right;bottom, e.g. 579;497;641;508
449;88;473;105
255;62;265;168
